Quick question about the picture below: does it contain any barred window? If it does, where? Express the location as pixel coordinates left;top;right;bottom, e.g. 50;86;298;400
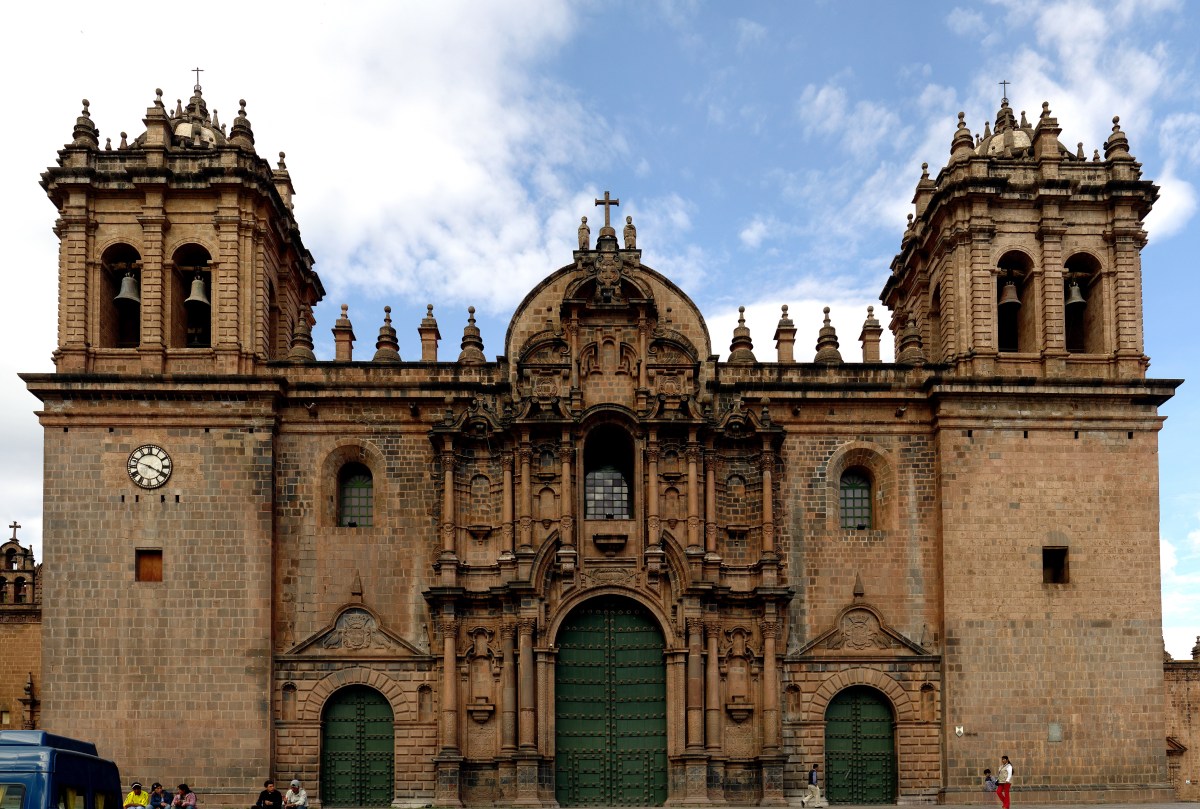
839;470;872;530
586;466;631;519
339;462;373;527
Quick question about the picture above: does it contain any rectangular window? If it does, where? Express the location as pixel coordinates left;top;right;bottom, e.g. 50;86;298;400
136;549;163;582
1042;546;1069;584
0;710;10;725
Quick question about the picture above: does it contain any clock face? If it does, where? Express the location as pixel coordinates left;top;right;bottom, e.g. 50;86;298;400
127;444;173;489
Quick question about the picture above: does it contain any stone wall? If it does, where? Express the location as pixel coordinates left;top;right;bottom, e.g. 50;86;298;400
1165;657;1200;801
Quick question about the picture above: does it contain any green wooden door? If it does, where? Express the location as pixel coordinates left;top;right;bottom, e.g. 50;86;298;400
556;596;667;806
825;686;896;804
321;685;395;807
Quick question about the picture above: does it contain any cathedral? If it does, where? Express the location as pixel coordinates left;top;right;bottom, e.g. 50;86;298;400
24;83;1180;807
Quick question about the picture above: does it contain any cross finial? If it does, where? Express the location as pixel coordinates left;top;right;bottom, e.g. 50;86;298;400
8;521;19;540
594;191;620;229
193;66;204;88
999;79;1010;102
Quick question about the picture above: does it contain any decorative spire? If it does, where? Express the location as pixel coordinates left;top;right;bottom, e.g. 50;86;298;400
71;99;99;149
119;132;129;150
229;98;255;150
993;97;1016;132
1104;115;1132;161
859;305;883;363
1192;635;1200;662
419;304;441;362
372;306;401;363
457;306;486;364
773;304;797;363
727;306;757;363
853;572;865;599
332;304;356;362
814;307;842;364
288;309;316;362
951;111;974;161
897;317;926;365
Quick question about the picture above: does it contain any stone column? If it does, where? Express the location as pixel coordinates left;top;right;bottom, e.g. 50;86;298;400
760;618;786;805
501;452;514;557
441;438;457;556
500;622;517;755
686;619;704;752
686;432;701;551
705;621;722;754
518;438;532;551
440;618;461;756
518;618;537;750
646;432;660;546
559;434;575;550
760;442;775;556
704;451;717;556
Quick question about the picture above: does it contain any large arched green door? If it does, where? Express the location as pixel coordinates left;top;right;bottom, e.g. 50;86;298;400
825;686;896;804
321;685;394;806
555;596;667;806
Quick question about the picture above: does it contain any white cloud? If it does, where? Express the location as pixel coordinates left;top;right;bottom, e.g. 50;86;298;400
1144;165;1198;241
739;218;771;249
735;18;768;53
946;8;987;37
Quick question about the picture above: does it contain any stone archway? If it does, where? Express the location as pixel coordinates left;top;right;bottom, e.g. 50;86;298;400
320;685;395;807
554;595;667;806
824;685;896;804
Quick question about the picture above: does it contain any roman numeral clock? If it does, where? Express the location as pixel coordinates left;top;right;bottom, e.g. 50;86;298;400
127;444;172;489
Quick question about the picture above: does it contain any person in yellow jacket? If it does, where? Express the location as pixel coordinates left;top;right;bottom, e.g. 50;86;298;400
124;784;150;809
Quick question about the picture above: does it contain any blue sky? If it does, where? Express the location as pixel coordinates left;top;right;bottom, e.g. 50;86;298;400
1;0;1196;657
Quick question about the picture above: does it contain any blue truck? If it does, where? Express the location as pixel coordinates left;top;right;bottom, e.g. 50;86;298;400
0;732;120;809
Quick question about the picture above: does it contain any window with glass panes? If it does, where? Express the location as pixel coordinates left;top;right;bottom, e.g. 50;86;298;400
839;471;871;529
585;466;630;519
339;463;373;527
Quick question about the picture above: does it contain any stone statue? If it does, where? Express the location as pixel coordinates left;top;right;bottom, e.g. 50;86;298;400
578;216;590;250
623;215;636;249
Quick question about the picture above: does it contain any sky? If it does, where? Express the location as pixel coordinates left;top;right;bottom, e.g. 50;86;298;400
0;0;1196;658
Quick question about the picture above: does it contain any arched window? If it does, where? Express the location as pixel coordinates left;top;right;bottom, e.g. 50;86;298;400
4;548;16;570
0;579;7;603
101;244;142;348
839;469;872;530
1064;253;1103;354
13;577;27;604
338;463;373;527
172;244;212;348
584;425;633;520
996;251;1035;353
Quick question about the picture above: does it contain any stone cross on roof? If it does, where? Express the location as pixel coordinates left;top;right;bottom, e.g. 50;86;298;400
8;521;19;540
193;66;204;88
595;191;620;237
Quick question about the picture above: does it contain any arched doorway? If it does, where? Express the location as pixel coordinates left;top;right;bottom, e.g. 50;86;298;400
824;685;896;804
555;595;667;806
321;685;394;806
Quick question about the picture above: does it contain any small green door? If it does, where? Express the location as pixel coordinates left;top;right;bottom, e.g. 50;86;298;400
825;686;896;804
556;596;667;806
321;685;394;806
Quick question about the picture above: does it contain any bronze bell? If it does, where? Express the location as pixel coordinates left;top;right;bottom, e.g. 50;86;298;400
998;280;1021;307
114;272;140;305
184;274;210;308
1065;281;1086;307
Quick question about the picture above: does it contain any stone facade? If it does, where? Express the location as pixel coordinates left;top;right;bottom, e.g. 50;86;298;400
0;527;41;731
1165;643;1200;801
25;86;1182;807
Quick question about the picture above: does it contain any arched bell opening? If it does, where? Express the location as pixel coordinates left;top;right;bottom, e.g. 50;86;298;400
583;423;634;521
996;251;1036;353
101;243;142;348
1064;252;1104;354
171;244;212;348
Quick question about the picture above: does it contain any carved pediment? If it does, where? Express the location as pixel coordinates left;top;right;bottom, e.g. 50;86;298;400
800;604;930;657
287;606;423;656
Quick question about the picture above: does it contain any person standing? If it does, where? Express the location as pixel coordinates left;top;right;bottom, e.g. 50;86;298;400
996;755;1013;809
283;780;307;809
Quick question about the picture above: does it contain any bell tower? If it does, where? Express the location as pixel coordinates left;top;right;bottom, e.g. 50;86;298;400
883;96;1157;378
41;83;323;375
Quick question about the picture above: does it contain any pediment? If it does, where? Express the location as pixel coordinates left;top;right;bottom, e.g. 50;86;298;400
287;605;423;657
800;603;931;657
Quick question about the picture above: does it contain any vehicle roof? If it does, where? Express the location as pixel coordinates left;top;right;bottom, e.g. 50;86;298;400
0;732;98;757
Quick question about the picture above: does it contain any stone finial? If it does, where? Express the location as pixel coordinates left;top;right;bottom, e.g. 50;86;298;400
1019;109;1031;130
332;304;356;362
1093;149;1101;162
1192;635;1200;662
104;137;112;151
418;304;441;362
143;90;172;148
897;317;926;365
577;216;590;250
853;572;865;599
351;571;364;602
1033;100;1062;160
372;306;402;363
623;215;637;249
229;99;255;150
174;98;184;118
914;162;935;217
457;306;486;365
154;88;165;109
951;111;974;161
277;151;287;171
727;306;757;363
71;99;100;149
814;307;842;364
1104;115;1132;161
1076;142;1085;160
118;132;128;150
859;305;883;363
982;120;992;139
773;304;797;363
288;309;316;362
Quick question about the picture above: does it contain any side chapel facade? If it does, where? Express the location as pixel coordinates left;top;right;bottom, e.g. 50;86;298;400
25;86;1180;806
